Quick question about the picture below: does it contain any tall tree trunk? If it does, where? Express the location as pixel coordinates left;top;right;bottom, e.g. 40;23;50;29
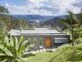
71;27;74;46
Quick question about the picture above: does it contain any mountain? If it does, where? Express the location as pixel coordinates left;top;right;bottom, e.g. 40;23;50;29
11;14;68;28
12;15;55;21
41;13;82;30
40;15;68;29
10;13;81;29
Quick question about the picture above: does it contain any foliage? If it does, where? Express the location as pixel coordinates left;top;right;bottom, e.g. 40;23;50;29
0;5;9;14
0;35;31;62
75;38;82;44
16;19;33;30
24;44;82;62
0;5;33;35
59;11;82;46
0;6;9;35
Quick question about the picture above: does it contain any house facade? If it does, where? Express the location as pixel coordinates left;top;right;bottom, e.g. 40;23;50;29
9;27;69;50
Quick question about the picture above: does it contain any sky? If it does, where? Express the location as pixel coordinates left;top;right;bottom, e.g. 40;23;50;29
0;0;82;16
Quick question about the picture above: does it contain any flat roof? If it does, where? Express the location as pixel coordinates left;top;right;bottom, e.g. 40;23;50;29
8;27;68;36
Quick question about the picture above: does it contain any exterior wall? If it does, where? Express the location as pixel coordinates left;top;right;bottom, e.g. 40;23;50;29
12;34;69;49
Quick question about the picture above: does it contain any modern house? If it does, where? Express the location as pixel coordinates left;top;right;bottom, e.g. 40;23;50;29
9;27;69;50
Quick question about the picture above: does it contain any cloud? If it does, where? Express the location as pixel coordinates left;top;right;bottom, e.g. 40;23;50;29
4;0;82;16
73;0;82;8
29;0;42;3
51;0;81;15
28;0;48;3
5;2;55;15
5;3;28;15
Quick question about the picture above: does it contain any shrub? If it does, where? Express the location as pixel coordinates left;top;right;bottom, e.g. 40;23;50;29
0;35;32;62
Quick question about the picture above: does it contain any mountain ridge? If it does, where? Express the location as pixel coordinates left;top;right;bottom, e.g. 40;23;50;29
11;15;56;21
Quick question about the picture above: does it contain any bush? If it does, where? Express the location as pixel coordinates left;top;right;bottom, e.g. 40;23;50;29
0;35;32;62
75;38;82;44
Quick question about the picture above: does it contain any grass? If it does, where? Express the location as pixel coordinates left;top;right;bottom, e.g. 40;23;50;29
18;52;57;62
18;44;82;62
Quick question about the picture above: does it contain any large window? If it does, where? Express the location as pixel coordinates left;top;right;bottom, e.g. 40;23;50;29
54;37;68;43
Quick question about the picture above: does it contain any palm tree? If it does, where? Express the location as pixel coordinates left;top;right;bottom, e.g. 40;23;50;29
73;10;82;38
59;11;82;46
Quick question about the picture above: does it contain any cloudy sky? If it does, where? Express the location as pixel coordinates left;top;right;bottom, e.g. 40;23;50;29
0;0;82;16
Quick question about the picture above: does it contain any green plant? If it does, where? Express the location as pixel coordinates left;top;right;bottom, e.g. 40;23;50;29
59;11;82;46
75;38;82;44
0;35;31;62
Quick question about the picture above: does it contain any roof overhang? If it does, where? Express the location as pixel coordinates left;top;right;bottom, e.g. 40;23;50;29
8;28;69;36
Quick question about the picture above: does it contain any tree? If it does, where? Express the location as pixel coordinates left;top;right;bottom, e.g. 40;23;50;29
0;6;9;35
59;11;82;46
0;6;9;14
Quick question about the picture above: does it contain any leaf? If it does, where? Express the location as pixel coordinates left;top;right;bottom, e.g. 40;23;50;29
0;55;13;61
59;19;71;28
19;35;24;45
0;48;6;55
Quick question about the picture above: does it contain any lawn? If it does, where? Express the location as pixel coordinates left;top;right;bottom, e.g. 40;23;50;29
18;52;57;62
18;44;82;62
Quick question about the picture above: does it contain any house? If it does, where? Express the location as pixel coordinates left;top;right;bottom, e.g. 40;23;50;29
8;27;69;50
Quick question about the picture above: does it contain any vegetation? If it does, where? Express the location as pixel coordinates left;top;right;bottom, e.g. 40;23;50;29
17;44;82;62
59;11;82;46
0;5;33;35
0;5;33;62
0;5;9;14
0;35;31;62
0;5;82;62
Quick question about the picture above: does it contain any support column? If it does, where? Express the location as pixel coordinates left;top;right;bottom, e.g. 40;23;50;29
43;36;45;49
52;36;54;49
36;36;40;52
42;36;44;49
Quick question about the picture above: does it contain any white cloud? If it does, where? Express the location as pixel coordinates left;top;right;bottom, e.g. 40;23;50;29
5;3;9;7
51;0;81;15
29;0;42;3
5;4;28;15
5;2;54;15
4;0;82;16
28;0;48;3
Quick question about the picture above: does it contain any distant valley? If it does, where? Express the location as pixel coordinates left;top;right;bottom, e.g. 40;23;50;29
11;14;68;29
12;15;55;21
